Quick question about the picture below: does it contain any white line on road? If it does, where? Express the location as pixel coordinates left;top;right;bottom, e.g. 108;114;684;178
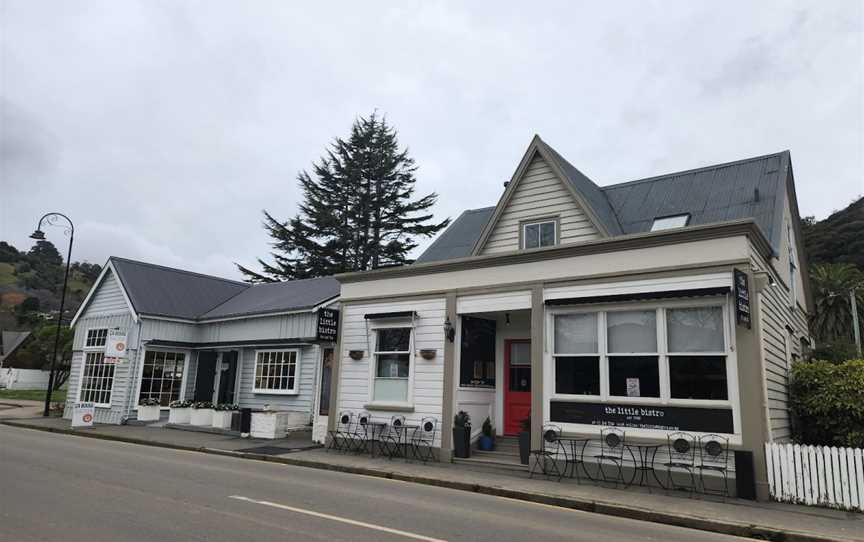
229;495;448;542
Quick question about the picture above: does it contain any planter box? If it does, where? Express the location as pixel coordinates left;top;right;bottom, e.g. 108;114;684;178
212;410;236;430
453;426;471;458
190;408;214;426
137;405;161;422
168;407;191;424
250;411;307;439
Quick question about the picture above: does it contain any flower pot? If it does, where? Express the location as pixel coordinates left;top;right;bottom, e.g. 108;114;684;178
518;430;531;465
212;410;236;430
478;434;495;451
190;408;214;426
168;407;191;424
452;425;471;458
137;405;161;422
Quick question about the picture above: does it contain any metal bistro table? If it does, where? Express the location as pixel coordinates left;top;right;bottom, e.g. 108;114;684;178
625;443;664;489
559;437;592;480
391;424;419;461
365;422;389;457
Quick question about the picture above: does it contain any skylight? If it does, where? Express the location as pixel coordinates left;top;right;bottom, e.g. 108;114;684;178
650;214;690;232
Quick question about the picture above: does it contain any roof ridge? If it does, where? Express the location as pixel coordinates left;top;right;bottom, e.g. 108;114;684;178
603;150;789;190
247;275;338;288
110;256;249;287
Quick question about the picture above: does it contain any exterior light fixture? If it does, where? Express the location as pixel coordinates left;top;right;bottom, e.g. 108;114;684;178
443;317;455;343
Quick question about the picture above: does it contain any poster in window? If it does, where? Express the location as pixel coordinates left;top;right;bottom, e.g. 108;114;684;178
626;378;640;397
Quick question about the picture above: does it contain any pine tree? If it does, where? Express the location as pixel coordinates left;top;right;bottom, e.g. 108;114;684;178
238;113;450;282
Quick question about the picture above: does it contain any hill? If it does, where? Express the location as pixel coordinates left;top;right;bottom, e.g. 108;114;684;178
802;196;864;269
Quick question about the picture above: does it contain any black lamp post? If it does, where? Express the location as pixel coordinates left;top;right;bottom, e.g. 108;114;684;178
30;213;74;417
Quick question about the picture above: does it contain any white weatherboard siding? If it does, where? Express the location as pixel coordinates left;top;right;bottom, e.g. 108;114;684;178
197;313;316;343
481;155;600;255
338;298;446;447
86;272;130;315
236;345;319;418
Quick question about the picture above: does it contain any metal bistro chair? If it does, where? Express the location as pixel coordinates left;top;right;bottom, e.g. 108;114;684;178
410;417;438;463
380;415;407;459
662;431;697;495
351;411;374;453
594;427;627;487
529;424;566;481
697;434;731;498
327;411;354;452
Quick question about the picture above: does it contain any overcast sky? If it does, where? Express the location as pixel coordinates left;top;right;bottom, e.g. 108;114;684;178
1;1;862;280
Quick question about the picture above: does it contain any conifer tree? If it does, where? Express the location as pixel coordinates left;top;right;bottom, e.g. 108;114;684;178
238;113;450;282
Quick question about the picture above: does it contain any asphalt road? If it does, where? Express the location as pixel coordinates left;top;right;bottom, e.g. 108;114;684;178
0;425;746;542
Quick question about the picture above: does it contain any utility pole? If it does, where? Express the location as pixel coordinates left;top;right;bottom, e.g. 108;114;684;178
851;287;862;358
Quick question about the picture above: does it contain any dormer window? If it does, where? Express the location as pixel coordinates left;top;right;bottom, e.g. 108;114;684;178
522;219;557;249
650;214;690;232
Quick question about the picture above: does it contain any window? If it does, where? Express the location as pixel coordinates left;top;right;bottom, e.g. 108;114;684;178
138;350;186;406
650;214;690;231
508;341;531;392
85;328;108;348
253;350;299;394
607;311;659;398
79;328;114;406
373;327;411;402
666;306;728;400
553;313;600;395
523;220;556;249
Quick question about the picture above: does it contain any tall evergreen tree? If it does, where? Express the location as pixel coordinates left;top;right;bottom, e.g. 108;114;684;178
238;113;450;282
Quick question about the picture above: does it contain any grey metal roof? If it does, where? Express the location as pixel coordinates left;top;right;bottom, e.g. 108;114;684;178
1;331;30;359
415;206;495;263
111;257;249;319
199;276;340;320
417;147;790;263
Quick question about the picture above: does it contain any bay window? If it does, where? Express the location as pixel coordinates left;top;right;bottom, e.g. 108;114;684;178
373;327;412;402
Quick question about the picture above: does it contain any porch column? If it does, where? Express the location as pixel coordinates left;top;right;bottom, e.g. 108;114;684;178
530;285;544;450
440;292;457;461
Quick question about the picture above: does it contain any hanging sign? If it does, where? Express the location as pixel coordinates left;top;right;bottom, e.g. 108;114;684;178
733;268;751;329
104;329;128;362
71;402;95;427
316;308;340;342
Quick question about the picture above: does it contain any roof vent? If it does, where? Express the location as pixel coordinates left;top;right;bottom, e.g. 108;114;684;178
754;188;760;202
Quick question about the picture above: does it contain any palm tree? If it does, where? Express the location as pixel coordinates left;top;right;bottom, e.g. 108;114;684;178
809;264;864;344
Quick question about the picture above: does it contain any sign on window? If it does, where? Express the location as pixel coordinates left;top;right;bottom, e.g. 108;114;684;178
104;329;128;362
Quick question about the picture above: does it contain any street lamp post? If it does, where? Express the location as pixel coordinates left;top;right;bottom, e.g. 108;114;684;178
30;213;74;417
851;287;862;358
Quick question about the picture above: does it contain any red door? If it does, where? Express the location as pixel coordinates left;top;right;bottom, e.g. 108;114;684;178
504;339;531;435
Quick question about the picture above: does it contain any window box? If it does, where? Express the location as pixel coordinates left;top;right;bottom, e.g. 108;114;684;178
137;405;161;422
211;410;236;430
168;406;191;424
190;406;214;426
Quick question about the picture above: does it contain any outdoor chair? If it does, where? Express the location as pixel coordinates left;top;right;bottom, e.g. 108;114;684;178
350;411;375;453
529;424;567;481
593;427;627;487
697;434;731;498
380;415;407;459
662;431;697;495
327;411;354;453
410;417;438;463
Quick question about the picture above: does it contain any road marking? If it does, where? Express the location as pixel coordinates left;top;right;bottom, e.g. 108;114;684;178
229;495;447;542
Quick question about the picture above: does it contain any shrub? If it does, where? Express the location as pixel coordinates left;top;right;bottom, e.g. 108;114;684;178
790;359;864;448
453;410;470;428
482;416;494;437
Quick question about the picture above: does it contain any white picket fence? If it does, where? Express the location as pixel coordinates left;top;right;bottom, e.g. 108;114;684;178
765;442;864;511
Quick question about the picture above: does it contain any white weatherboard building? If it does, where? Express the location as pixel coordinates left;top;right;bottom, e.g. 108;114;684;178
329;135;811;499
66;257;339;441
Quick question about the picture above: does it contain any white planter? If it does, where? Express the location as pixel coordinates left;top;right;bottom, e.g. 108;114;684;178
137;405;161;422
250;411;290;439
168;407;191;424
190;408;214;426
211;410;236;430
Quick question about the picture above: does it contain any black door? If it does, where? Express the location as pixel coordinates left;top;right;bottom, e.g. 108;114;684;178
194;352;217;402
217;351;239;404
318;348;334;416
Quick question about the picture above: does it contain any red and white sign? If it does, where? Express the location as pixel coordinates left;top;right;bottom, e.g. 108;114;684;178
104;329;128;363
71;402;95;427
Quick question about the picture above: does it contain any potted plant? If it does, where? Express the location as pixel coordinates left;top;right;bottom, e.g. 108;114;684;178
168;400;192;424
190;401;214;426
137;398;161;422
479;416;495;451
452;410;471;458
518;412;531;465
212;403;239;430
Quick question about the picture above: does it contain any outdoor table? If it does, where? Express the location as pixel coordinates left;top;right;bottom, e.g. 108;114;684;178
391;424;419;461
365;422;388;457
558;437;592;479
625;443;664;489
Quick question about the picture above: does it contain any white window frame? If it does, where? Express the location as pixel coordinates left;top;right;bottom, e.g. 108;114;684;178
367;321;415;408
133;347;191;410
544;296;740;441
78;327;115;408
252;348;301;395
522;220;557;250
650;214;690;231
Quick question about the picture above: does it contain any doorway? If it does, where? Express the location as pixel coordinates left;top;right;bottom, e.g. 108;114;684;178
504;339;531;435
216;351;239;404
193;351;217;402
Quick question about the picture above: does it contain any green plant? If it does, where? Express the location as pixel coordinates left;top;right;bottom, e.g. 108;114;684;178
519;411;531;433
191;401;213;409
214;403;239;411
790;359;864;448
169;400;192;408
453;410;471;428
482;416;494;438
139;398;160;407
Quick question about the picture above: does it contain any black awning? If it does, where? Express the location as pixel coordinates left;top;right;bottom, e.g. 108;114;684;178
544;286;730;307
364;311;418;320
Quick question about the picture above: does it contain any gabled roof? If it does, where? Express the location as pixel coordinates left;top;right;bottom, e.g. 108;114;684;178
418;138;792;263
0;331;31;361
199;276;340;320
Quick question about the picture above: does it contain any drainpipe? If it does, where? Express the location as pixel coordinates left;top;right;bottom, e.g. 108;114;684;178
122;318;143;423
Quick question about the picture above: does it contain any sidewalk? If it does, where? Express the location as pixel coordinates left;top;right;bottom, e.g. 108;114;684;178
3;417;861;542
0;400;46;419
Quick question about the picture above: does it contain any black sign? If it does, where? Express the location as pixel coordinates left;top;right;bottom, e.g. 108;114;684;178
550;401;734;434
316;308;340;342
733;268;751;329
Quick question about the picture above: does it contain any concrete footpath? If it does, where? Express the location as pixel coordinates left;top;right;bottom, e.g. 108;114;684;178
3;417;861;542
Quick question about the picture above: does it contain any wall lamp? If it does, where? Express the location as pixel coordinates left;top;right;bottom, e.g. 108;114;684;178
443;317;455;343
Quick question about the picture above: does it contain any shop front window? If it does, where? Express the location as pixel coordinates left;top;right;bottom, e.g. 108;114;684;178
553;313;600;395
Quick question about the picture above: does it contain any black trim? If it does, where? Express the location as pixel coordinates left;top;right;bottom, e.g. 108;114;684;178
544;286;730;306
364;311;417;320
145;337;317;349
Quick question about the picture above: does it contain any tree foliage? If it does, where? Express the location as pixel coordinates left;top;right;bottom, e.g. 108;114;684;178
238;113;450;282
790;359;864;448
808;263;863;346
801;196;864;270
